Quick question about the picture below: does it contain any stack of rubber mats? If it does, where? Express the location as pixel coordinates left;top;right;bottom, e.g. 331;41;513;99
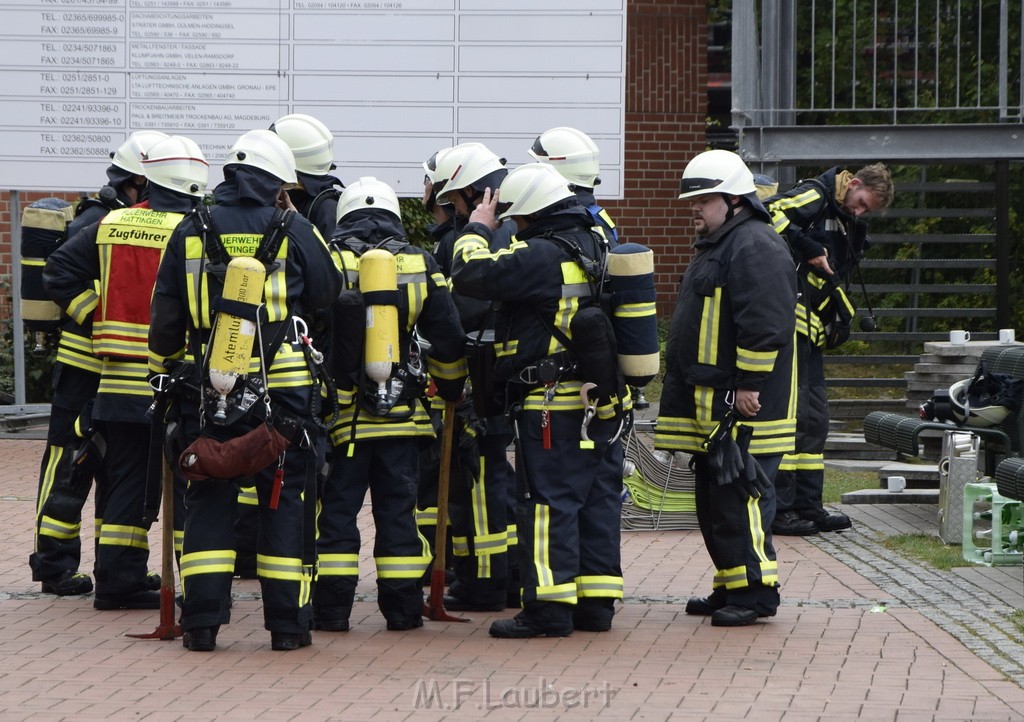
620;425;698;530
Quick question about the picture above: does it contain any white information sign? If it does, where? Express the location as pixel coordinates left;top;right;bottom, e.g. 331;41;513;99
0;0;626;196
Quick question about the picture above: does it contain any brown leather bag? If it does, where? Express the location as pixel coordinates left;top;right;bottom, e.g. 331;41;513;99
178;422;289;481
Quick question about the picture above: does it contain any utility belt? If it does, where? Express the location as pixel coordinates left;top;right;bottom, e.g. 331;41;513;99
150;360;320;449
511;351;578;388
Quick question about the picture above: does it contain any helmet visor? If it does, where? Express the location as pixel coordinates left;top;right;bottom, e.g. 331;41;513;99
679;177;722;196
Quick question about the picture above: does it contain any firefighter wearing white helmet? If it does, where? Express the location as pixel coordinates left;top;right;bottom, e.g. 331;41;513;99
28;128;171;599
655;149;797;626
141;135;209;197
424;144;523;613
148;128;341;652
451;161;630;638
271;113;345;239
314;176;468;633
42;135;209;612
528;126;618;244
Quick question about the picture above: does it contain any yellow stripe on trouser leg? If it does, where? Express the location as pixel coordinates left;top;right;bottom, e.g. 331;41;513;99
316;553;359;578
98;523;150;550
180;549;236;579
376;555;432;579
575;575;624;599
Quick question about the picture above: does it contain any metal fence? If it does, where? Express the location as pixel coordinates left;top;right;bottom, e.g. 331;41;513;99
733;0;1024;128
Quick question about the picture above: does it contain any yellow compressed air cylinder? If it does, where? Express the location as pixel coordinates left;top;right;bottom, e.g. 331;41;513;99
208;256;267;404
359;248;399;391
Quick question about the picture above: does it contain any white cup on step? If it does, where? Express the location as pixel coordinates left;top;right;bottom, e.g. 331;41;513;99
949;330;970;345
887;475;906;493
999;328;1016;344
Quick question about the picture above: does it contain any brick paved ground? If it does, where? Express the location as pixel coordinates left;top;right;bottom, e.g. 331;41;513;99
2;436;1024;721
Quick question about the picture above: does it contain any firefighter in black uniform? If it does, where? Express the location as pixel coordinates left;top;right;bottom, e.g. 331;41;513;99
655;149;797;627
218;113;341;581
30;131;169;597
430;142;521;612
313;177;468;632
149;129;340;651
765;164;894;536
44;135;209;610
452;163;628;638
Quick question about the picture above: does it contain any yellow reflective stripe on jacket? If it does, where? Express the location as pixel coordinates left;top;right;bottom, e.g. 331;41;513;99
328;401;435;445
770;189;820;234
65;287;100;326
795;303;826;346
495;339;517;358
779;452;825;471
180;549;236;578
522;380;587;412
427;355;469;381
56;331;102;374
735;346;778;373
97;359;153;397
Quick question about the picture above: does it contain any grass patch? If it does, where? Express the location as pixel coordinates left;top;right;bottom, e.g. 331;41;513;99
882;533;966;571
1009;610;1024;638
823;469;877;504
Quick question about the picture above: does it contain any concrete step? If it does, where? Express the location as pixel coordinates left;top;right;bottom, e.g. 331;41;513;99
841;488;940;504
876;461;940;487
825;432;898;461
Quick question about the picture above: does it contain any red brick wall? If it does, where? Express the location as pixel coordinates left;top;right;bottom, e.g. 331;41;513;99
605;0;708;315
0;0;708;320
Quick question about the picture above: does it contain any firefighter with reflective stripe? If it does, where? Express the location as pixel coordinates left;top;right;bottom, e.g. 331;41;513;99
655;149;797;626
314;177;468;632
31;130;169;597
43;135;208;610
528;126;618;246
764;164;894;536
427;143;520;612
149;130;340;652
451;163;628;638
270;113;345;240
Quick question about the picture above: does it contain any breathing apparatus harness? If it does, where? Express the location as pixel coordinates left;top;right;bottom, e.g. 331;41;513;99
332;235;429;421
510;227;627;447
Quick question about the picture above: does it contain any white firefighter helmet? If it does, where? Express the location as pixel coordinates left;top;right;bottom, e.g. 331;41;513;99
111;130;169;176
225;129;298;185
432;142;507;205
270;113;335;176
528;126;601;188
496;163;574;221
140;135;209;198
422;146;451;184
678;149;757;199
949;377;1011;427
336;176;401;222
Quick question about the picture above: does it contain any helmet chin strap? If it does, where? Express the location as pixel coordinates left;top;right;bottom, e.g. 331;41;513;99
722;193;741;221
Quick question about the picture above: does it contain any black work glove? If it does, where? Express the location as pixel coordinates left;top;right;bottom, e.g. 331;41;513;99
734;423;771;498
454;397;484;487
702;411;744;487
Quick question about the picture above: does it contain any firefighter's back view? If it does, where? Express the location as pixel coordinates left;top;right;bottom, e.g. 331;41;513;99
149;129;341;652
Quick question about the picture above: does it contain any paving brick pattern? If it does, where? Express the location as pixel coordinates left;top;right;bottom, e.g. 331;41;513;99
2;437;1024;720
